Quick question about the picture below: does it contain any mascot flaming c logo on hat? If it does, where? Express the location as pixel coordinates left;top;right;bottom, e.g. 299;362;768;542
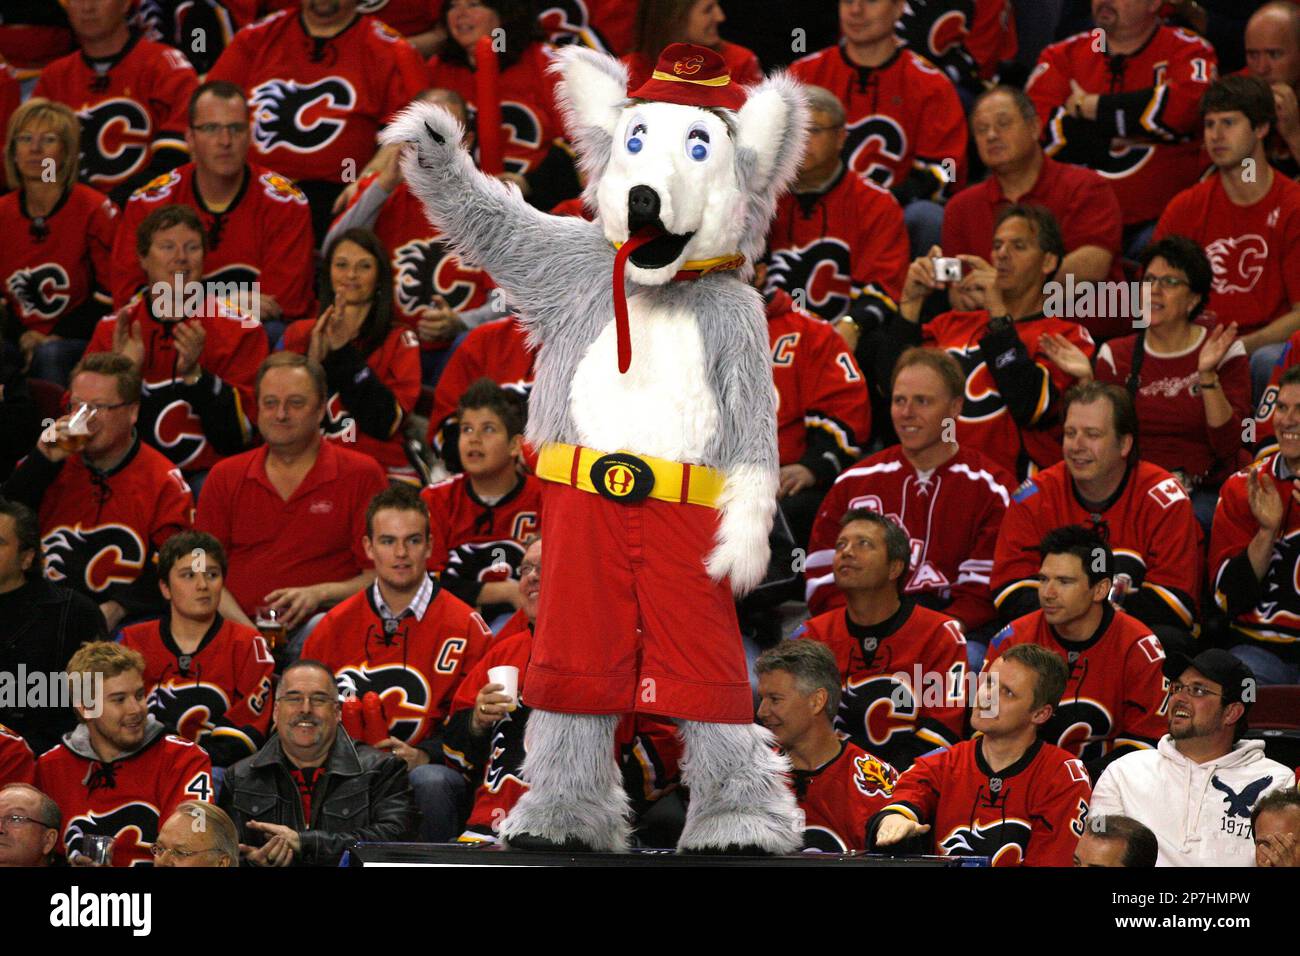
385;42;809;853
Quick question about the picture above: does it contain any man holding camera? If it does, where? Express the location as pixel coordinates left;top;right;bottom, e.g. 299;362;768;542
875;204;1095;481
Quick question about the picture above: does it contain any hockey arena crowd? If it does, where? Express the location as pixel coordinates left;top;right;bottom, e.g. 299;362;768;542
1;0;1300;870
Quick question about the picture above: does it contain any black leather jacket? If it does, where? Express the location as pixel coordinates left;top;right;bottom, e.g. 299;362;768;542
218;731;416;866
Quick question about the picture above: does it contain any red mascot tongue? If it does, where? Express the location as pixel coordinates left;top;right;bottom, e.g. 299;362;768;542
610;43;748;375
611;227;659;374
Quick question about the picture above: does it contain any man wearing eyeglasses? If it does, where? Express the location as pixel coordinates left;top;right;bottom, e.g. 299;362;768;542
218;660;416;866
2;351;194;630
0;783;61;867
1090;649;1294;866
152;801;237;868
108;81;316;344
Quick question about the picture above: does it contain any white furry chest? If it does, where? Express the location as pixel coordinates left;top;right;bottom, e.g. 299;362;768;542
569;298;720;462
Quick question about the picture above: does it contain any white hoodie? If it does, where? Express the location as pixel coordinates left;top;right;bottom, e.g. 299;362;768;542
1090;736;1293;866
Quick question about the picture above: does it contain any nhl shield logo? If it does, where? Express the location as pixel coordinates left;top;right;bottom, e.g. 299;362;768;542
590;453;655;503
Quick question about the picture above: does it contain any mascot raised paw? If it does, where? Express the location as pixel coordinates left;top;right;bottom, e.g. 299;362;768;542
386;43;808;854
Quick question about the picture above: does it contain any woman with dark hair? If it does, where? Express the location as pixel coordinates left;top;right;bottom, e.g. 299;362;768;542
1091;235;1251;530
427;0;569;182
281;229;422;484
0;98;119;386
625;0;762;89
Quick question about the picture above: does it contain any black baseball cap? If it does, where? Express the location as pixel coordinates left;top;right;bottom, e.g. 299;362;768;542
1162;648;1256;708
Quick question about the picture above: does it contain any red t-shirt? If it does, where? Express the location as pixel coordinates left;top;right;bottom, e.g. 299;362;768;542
427;317;537;453
1154;169;1300;334
195;441;387;614
1095;326;1250;482
0;724;36;787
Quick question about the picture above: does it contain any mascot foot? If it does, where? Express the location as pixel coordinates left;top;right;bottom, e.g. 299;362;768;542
497;710;632;853
675;720;802;855
678;843;778;856
503;832;599;853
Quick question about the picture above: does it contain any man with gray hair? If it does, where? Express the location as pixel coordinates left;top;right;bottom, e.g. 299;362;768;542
764;84;908;329
153;801;238;867
218;659;415;866
0;782;60;866
1245;1;1300;177
756;640;898;853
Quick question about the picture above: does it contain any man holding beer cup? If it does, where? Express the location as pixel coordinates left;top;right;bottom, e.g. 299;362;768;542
2;352;194;629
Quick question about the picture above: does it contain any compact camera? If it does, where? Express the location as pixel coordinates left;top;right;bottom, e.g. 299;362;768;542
932;257;964;282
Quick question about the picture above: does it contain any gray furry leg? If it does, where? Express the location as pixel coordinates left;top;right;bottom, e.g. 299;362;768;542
498;710;632;852
676;720;802;854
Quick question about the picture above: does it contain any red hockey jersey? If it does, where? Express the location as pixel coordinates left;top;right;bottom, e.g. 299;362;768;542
877;737;1091;865
986;608;1169;762
428;43;566;176
0;723;36;786
207;11;426;185
36;727;213;866
790;44;967;197
896;0;1018;88
1096;328;1250;483
110;164;315;322
355;0;441;35
1028;26;1217;226
1253;331;1300;458
282;321;422;481
767;290;870;473
993;461;1202;632
119;616;275;767
427;317;537;453
338;174;497;348
793;740;898;852
538;0;635;55
420;472;542;609
765;166;907;322
85;296;265;473
302;579;492;746
806;444;1013;626
34;439;194;612
1154;169;1300;335
194;441;386;615
0;184;118;338
917;309;1094;479
33;33;197;195
795;600;967;769
1210;453;1300;661
443;629;681;842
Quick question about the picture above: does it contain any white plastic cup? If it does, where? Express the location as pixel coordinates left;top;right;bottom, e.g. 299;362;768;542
487;665;520;711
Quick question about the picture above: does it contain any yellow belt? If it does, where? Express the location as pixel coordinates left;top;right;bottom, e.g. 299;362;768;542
535;442;725;508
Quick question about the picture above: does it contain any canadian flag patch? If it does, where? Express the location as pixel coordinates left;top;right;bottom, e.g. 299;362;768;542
1147;477;1188;509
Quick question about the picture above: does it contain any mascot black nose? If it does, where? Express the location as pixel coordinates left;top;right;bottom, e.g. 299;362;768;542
627;185;661;231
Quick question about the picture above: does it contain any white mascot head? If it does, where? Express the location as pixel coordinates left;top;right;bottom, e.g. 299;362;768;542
553;42;808;287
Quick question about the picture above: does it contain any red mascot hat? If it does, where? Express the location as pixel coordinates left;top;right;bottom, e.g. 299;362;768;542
627;43;748;112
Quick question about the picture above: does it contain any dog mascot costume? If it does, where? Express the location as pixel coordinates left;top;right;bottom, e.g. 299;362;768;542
386;42;809;853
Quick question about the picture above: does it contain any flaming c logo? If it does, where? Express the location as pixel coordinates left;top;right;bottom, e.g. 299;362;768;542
674;55;704;76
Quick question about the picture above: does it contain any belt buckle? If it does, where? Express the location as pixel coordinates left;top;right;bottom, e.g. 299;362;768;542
590;452;656;503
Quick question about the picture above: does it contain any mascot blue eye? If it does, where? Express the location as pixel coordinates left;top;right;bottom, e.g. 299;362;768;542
685;124;711;162
625;120;647;155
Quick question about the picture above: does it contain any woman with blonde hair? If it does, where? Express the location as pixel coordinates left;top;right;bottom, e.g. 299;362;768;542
0;98;119;385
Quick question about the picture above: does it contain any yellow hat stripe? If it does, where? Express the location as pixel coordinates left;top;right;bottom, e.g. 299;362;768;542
650;70;731;88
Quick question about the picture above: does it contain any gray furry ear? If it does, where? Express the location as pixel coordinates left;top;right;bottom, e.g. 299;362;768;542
552;44;628;145
735;71;810;199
